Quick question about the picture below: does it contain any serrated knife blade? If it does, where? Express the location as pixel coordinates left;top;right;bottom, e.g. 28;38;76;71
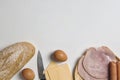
37;50;46;80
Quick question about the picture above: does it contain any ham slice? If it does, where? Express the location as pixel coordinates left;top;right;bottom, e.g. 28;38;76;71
97;46;116;61
77;56;107;80
77;46;117;80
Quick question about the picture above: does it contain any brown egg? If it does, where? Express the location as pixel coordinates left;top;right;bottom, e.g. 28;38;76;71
53;50;68;62
22;68;35;80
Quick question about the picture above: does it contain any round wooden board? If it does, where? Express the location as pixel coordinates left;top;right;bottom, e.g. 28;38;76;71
74;55;120;80
74;64;83;80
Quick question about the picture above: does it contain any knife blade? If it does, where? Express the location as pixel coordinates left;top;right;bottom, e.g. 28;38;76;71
37;50;46;80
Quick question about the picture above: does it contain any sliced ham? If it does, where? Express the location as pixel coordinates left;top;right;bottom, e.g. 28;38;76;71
77;56;107;80
97;46;116;61
83;47;110;78
77;46;117;80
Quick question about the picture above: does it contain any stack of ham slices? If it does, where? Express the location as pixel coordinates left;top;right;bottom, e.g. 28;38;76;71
74;46;119;80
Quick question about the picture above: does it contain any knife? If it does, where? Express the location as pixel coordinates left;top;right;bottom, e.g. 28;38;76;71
37;50;46;80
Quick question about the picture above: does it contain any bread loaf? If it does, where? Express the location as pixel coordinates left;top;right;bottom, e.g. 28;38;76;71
0;42;35;80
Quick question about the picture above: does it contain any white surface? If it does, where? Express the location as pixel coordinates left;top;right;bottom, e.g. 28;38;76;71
0;0;120;80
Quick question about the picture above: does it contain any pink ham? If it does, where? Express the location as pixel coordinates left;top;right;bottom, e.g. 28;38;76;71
77;56;107;80
77;46;117;80
97;46;116;61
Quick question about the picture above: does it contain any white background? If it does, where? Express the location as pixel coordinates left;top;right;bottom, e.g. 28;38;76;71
0;0;120;80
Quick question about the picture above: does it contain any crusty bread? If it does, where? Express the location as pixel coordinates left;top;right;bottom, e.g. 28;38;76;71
0;42;35;80
74;49;120;80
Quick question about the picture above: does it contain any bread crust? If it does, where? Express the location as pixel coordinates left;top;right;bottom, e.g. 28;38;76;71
0;42;35;80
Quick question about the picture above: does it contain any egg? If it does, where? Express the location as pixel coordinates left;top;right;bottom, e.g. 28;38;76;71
53;50;68;62
22;68;35;80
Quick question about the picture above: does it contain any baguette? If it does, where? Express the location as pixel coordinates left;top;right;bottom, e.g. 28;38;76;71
0;42;35;80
